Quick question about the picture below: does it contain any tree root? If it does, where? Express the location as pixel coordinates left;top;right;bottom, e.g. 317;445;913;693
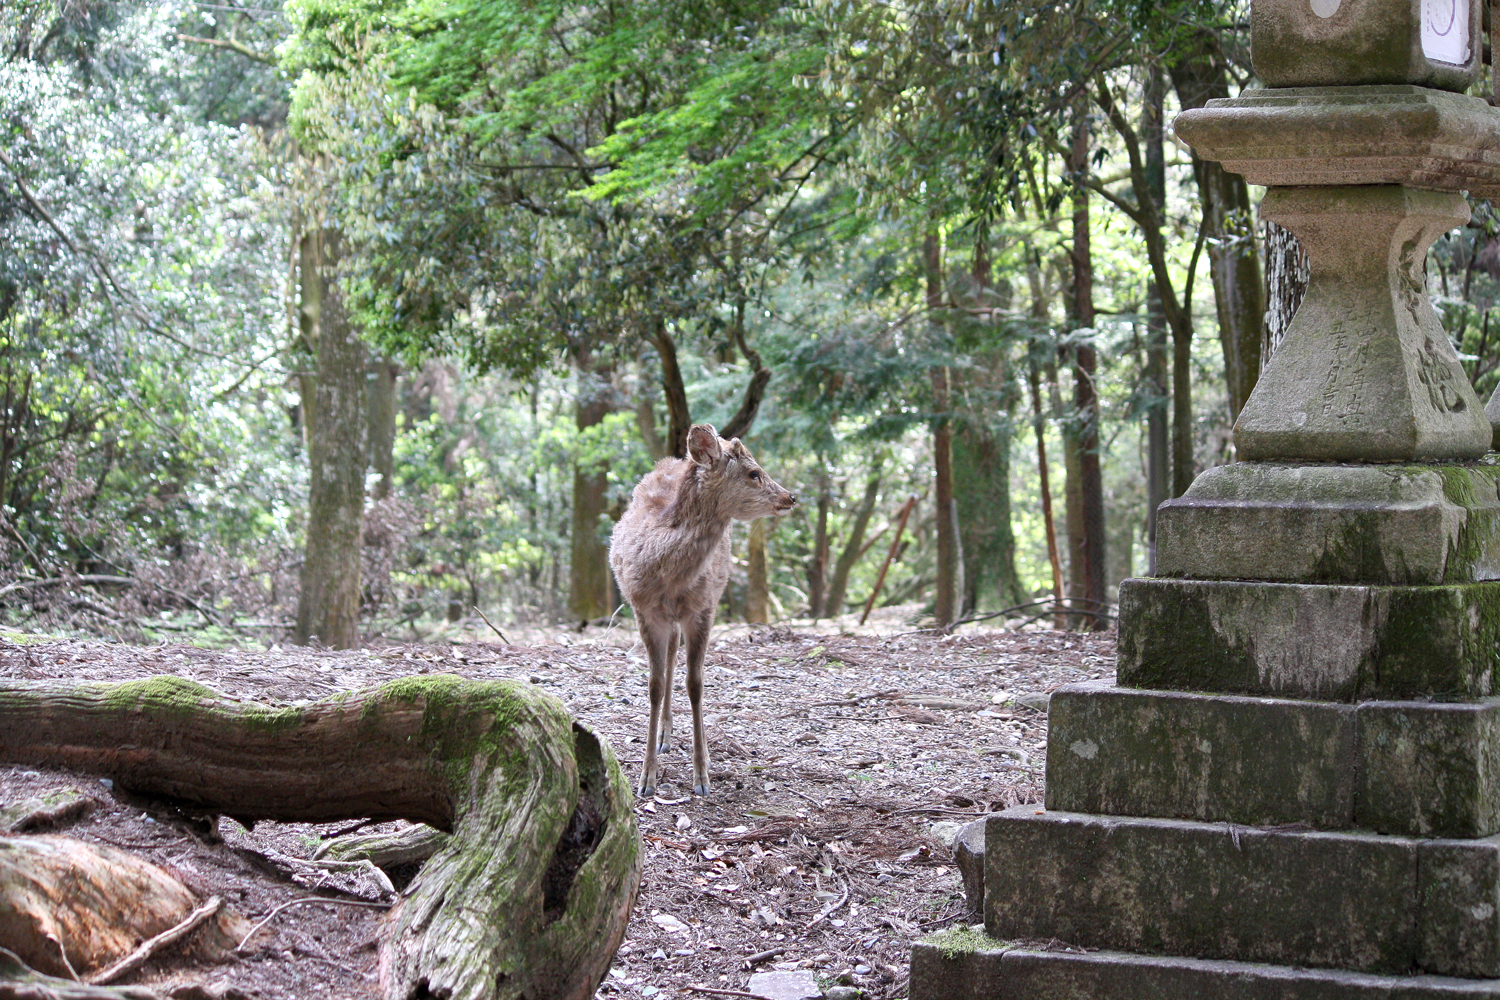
0;675;641;1000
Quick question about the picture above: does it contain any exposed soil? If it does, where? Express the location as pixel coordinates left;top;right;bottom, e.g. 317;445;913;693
0;611;1116;999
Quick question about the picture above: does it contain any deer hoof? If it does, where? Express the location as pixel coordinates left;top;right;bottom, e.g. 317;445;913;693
692;781;710;796
638;781;656;799
657;737;672;754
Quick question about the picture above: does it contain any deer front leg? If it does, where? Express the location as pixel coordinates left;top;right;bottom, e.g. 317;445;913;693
685;608;714;796
639;623;672;799
657;629;679;754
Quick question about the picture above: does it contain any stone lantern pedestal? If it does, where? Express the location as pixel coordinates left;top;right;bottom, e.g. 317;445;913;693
908;0;1500;994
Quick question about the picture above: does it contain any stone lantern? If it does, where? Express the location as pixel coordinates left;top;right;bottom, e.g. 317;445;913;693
909;0;1500;995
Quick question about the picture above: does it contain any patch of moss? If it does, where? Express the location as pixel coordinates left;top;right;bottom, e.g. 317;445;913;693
1311;510;1392;583
100;676;218;714
97;675;307;733
921;924;1009;960
0;629;56;646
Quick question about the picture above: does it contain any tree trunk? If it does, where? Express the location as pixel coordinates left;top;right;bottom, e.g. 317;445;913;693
806;470;831;619
1263;220;1310;368
634;390;666;462
953;421;1023;614
925;232;962;627
1170;34;1267;422
1092;78;1197;499
1143;63;1171;574
570;360;614;624
367;357;400;500
1024;252;1066;624
1065;111;1108;631
295;228;365;650
717;300;771;442
824;464;882;618
0;675;640;1000
646;320;690;459
746;517;770;624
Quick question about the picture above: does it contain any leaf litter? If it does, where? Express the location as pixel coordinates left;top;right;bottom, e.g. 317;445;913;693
0;614;1115;998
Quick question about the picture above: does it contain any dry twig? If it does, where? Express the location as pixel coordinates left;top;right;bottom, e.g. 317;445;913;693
88;895;222;985
235;898;389;953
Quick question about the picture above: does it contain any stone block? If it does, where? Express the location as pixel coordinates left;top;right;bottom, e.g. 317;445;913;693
1044;682;1357;829
1249;0;1479;92
1117;577;1500;701
1358;699;1500;837
1043;683;1500;837
910;940;1500;1000
1174;87;1500;197
1154;463;1500;585
984;808;1500;977
952;817;987;921
1419;837;1500;978
1243;187;1487;463
985;808;1420;974
909;929;1009;1000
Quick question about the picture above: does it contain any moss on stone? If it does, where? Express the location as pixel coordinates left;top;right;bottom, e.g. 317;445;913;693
922;924;1009;960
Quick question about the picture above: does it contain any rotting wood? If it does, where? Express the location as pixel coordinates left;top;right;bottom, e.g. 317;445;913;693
88;896;223;985
0;835;246;980
313;823;449;869
0;946;162;1000
0;675;641;1000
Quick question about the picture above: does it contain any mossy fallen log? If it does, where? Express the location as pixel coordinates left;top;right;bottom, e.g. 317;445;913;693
0;675;640;1000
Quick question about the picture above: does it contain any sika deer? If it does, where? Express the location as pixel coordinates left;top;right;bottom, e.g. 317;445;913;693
610;424;797;797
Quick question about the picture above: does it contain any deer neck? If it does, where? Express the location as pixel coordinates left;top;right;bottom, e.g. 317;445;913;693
666;466;732;537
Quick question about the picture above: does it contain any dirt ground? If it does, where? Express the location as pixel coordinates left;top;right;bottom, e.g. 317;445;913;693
0;610;1116;999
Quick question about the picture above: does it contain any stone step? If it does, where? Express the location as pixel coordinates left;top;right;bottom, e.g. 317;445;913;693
984;807;1500;977
910;936;1500;1000
1045;682;1500;838
1153;462;1500;587
1117;577;1500;701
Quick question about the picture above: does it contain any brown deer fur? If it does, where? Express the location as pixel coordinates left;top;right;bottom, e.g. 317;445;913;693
610;424;796;796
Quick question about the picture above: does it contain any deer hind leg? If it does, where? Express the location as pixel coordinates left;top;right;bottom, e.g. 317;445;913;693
657;627;680;754
639;621;673;799
685;608;714;796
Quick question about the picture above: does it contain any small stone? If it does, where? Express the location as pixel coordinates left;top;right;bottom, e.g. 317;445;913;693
953;817;988;920
853;964;871;974
928;821;962;848
824;989;861;1000
1015;692;1050;712
745;970;821;1000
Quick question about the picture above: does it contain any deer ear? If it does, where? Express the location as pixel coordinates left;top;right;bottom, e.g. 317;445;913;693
727;438;749;459
687;424;723;467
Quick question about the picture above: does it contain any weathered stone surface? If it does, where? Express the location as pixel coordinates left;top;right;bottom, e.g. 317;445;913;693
1236;187;1487;462
1249;0;1480;92
1173;88;1500;196
1043;683;1500;838
1359;699;1500;837
1044;682;1358;829
984;807;1420;974
952;817;987;921
1155;463;1500;585
910;939;1500;1000
1117;577;1500;700
909;929;1010;1000
1487;382;1500;449
1420;837;1500;978
985;808;1500;977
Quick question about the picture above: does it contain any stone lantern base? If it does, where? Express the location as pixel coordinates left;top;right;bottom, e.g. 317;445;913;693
909;463;1500;997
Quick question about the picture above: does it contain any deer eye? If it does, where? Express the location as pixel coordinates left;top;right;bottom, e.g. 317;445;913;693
749;470;761;481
